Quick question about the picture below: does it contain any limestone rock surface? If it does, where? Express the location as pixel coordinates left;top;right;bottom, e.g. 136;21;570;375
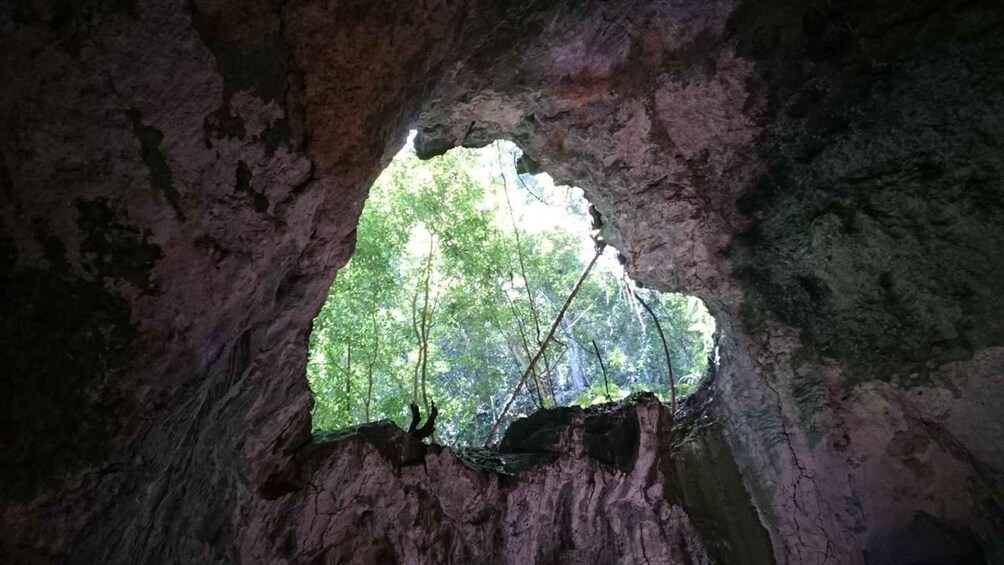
1;0;1003;563
241;395;731;564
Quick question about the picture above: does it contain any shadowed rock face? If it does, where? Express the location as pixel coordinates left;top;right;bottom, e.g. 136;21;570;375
1;0;1002;563
241;394;742;564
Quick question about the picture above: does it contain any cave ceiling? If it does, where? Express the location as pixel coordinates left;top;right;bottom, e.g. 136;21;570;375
1;0;1003;563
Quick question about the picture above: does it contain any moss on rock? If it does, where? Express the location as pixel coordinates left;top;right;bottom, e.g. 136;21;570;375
735;29;1004;381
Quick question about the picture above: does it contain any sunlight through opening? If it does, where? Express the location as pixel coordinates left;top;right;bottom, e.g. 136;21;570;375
307;133;716;445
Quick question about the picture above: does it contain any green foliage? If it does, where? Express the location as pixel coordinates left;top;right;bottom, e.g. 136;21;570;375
307;139;716;445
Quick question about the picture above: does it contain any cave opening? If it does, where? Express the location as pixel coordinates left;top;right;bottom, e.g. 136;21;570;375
306;134;716;446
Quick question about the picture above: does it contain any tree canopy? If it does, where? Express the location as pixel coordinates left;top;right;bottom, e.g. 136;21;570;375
307;138;716;445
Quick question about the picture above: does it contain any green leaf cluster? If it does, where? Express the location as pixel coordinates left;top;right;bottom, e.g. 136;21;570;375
307;139;716;445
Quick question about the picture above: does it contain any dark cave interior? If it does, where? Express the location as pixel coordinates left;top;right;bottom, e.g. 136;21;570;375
1;0;1003;563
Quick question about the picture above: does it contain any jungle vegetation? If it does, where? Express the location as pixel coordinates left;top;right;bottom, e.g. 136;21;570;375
307;138;715;446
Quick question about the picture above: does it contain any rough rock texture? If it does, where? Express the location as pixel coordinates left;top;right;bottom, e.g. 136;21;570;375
1;0;1003;563
413;1;1004;563
241;394;732;564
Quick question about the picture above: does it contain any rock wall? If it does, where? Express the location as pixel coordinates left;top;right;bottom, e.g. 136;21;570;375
413;0;1004;562
1;0;1002;563
241;394;736;564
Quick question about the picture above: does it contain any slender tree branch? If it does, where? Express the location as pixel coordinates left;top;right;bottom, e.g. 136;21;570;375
540;348;559;407
344;341;352;420
565;303;595;331
501;278;546;408
484;244;605;446
592;339;612;402
411;279;421;403
633;291;676;413
489;309;545;409
494;149;550;407
365;313;378;421
516;172;553;206
419;235;435;414
496;144;546;350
